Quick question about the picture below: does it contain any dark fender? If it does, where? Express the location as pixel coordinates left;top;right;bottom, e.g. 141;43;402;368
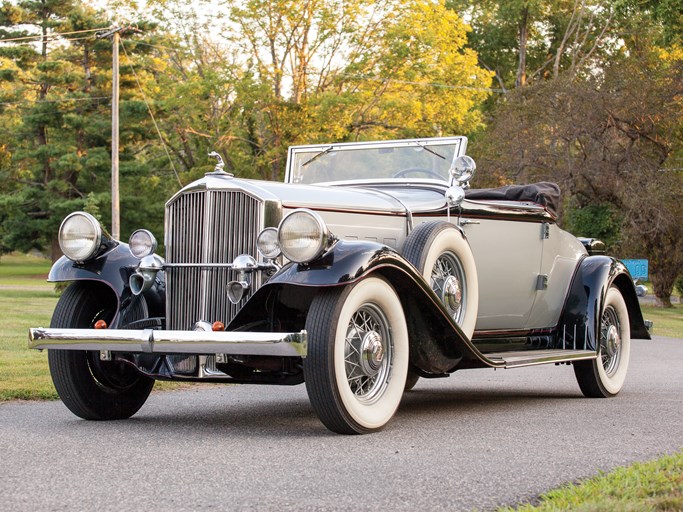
230;240;491;374
48;243;165;326
556;256;651;351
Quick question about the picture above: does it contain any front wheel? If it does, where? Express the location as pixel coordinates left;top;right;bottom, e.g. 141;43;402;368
48;282;154;420
304;277;409;434
574;286;631;397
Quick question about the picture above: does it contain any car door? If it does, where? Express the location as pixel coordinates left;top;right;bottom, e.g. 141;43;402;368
461;215;544;332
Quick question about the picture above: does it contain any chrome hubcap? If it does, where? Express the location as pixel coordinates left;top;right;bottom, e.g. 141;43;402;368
431;251;467;325
359;331;384;376
441;275;462;315
600;305;621;376
344;304;392;403
604;325;620;358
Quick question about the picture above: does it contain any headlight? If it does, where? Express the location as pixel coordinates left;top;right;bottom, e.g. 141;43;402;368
58;212;103;262
278;209;330;264
257;227;281;260
129;229;157;258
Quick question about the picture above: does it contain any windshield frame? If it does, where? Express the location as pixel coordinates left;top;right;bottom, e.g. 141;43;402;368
284;136;468;185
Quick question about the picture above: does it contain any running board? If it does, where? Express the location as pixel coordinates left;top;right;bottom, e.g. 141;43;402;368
482;349;596;368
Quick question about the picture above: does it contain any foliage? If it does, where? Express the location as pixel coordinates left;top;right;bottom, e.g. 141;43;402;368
564;202;622;252
447;0;617;91
475;46;683;306
675;274;683;298
0;2;179;260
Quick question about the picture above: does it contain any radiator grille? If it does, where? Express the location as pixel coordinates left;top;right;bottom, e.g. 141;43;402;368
165;189;263;330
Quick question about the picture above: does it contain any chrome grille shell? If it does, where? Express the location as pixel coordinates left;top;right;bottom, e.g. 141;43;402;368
164;176;281;330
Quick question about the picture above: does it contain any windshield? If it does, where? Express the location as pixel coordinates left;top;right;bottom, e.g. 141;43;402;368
286;137;467;184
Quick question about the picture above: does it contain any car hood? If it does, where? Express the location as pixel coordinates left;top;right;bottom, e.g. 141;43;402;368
172;175;448;215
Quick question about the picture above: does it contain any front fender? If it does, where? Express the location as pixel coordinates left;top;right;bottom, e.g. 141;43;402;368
231;240;491;373
557;256;650;351
48;244;165;323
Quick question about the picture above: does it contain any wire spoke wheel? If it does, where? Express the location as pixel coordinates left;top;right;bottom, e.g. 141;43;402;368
304;277;408;434
402;221;478;338
343;304;393;404
430;250;467;326
600;305;622;377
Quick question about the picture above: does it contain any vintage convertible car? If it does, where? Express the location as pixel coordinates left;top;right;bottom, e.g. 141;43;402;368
29;136;650;434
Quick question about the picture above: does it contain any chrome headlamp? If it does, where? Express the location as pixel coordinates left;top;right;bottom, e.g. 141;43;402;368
257;227;281;260
58;212;103;262
129;229;158;259
278;209;330;264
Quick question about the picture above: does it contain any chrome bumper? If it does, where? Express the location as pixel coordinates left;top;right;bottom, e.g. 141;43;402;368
28;328;307;358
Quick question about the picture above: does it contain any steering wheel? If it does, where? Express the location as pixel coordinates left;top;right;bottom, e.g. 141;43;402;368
392;167;445;180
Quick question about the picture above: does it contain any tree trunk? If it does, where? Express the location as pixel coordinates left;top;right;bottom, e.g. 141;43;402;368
515;6;529;88
651;264;677;308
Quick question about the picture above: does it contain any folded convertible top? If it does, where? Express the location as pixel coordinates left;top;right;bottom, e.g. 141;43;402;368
465;182;560;218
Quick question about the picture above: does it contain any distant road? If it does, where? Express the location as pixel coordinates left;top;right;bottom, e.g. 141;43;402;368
2;336;682;511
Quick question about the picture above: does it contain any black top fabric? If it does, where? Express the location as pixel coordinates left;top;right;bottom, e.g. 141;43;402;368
465;182;561;217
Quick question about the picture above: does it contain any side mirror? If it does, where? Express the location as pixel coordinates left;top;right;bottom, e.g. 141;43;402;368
449;155;476;189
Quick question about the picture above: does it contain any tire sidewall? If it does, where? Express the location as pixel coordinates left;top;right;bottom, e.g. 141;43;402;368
596;287;631;395
417;225;479;338
332;277;409;430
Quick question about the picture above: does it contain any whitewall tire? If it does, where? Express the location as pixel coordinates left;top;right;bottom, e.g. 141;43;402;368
304;276;409;434
574;286;631;397
402;221;479;339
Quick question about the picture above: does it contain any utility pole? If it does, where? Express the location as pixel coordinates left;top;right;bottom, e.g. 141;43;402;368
97;27;126;240
111;30;120;240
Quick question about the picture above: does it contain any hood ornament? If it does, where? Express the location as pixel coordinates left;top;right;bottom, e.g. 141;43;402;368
207;151;233;177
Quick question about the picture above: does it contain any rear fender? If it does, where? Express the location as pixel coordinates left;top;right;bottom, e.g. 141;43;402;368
48;244;165;325
230;240;489;373
557;256;650;351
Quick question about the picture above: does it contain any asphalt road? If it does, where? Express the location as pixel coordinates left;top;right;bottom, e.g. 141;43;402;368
2;336;682;511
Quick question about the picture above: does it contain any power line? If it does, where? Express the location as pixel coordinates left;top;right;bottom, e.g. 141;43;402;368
120;39;183;188
0;27;103;44
0;96;110;107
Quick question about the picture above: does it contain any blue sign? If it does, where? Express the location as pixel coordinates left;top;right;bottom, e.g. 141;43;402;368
622;259;648;280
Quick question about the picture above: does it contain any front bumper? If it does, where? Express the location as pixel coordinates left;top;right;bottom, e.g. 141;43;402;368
28;328;307;358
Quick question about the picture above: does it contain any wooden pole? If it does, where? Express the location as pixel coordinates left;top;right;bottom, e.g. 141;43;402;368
111;31;120;240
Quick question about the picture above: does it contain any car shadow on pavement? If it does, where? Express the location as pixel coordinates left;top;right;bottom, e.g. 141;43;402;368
53;384;585;438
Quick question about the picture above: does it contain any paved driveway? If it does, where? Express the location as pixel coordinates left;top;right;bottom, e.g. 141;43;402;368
2;337;682;511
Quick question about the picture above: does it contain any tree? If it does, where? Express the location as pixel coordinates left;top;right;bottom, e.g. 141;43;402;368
0;3;178;259
447;0;616;90
136;0;493;182
475;51;683;306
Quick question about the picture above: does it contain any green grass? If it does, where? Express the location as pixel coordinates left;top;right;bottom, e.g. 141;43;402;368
0;253;190;400
501;450;683;511
0;254;57;400
641;305;683;338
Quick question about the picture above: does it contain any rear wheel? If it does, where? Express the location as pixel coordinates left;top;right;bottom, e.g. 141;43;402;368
402;222;479;391
574;286;631;397
48;282;154;420
402;221;478;337
304;277;409;434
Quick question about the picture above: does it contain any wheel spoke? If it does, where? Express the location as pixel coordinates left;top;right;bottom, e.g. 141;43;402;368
342;303;392;403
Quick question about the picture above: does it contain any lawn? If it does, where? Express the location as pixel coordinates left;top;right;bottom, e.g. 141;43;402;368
0;254;57;400
641;304;683;338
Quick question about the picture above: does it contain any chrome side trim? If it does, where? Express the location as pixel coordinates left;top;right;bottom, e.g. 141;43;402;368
29;328;308;358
